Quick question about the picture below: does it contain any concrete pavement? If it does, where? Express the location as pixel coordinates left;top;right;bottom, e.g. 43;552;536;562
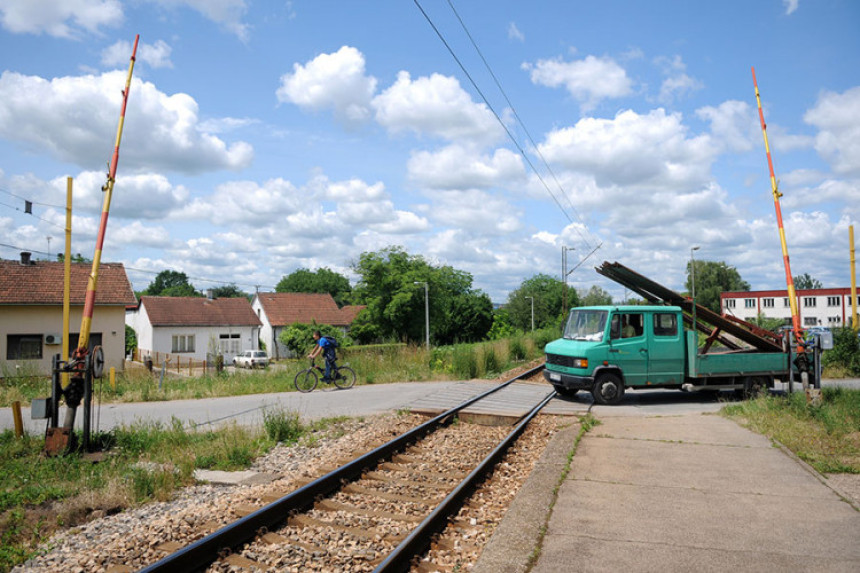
475;412;860;573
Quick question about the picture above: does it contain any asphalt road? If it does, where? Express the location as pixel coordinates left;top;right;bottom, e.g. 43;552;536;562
2;378;858;435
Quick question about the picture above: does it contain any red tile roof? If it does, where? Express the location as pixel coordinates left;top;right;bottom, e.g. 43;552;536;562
340;304;367;323
139;296;262;327
0;259;136;306
256;292;360;327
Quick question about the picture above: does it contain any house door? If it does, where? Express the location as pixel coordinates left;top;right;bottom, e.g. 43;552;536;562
219;333;241;363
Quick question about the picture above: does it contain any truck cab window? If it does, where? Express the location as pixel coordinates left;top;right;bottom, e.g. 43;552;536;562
653;313;678;336
611;313;643;339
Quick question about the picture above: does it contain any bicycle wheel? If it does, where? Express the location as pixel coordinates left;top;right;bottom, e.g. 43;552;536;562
294;369;318;393
333;366;356;389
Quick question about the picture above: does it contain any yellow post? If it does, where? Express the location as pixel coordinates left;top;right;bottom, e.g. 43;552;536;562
12;401;24;437
851;225;858;332
110;367;116;391
62;177;72;388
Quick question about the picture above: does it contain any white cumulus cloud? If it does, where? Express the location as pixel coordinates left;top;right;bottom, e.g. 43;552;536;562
277;45;377;127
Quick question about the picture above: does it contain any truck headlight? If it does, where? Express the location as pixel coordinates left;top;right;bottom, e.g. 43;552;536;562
573;358;588;369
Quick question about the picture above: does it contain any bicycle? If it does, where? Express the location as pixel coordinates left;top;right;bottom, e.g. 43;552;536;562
294;358;356;393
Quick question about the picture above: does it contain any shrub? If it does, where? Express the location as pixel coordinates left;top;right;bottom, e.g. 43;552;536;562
452;345;478;379
263;408;304;444
483;346;500;376
509;337;527;361
821;327;860;376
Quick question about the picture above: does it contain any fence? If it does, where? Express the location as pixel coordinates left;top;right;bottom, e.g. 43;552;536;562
131;348;210;376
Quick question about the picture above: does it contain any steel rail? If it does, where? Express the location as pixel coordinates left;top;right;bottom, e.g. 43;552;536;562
374;388;556;572
139;364;546;573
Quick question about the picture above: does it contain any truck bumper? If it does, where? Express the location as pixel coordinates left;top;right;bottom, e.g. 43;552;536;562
543;370;593;390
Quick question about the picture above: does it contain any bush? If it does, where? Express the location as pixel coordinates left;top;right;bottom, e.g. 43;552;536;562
263;408;304;444
452;345;478;379
509;337;527;361
483;346;500;376
821;327;860;376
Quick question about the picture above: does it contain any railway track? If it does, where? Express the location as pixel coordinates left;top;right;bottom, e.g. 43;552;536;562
137;364;552;572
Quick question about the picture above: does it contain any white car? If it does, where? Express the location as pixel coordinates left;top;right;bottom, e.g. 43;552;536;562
233;350;269;369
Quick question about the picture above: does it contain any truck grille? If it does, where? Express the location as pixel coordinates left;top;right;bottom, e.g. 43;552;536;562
546;353;578;368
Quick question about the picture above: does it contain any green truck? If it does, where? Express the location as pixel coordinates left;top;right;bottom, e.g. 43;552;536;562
543;305;790;404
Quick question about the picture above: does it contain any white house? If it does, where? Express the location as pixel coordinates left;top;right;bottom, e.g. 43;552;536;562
127;296;262;365
721;287;860;328
1;254;136;376
251;292;364;360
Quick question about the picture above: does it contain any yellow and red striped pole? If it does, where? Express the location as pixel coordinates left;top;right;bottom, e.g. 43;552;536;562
752;67;804;350
74;35;138;360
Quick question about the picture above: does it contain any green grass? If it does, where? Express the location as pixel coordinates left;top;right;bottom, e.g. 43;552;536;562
723;388;860;474
0;410;349;572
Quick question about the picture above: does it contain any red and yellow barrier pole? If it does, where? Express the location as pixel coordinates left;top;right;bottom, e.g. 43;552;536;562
63;35;138;432
752;67;804;350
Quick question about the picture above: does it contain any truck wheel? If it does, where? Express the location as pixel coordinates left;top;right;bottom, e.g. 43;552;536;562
743;376;769;399
593;373;625;405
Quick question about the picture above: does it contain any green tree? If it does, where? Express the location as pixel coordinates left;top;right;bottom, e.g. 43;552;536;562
276;268;352;306
56;253;91;263
821;327;860;376
506;274;575;331
579;285;613;306
794;273;823;290
208;284;247;298
351;246;492;345
749;313;786;333
686;260;750;313
487;308;516;340
125;324;137;356
141;270;200;297
278;322;348;357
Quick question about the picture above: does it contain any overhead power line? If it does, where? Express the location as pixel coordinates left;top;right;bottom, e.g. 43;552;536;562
414;0;601;254
443;0;597;251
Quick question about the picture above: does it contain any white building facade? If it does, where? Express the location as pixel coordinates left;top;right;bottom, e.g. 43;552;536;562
721;288;860;328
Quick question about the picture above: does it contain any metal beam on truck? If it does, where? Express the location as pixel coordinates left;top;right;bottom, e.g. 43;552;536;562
596;261;784;354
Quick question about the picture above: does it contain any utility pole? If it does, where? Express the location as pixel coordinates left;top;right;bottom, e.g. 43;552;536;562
562;246;575;314
526;296;534;331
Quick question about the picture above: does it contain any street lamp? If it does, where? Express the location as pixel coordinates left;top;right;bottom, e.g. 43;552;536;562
525;296;534;332
690;246;701;346
414;281;429;347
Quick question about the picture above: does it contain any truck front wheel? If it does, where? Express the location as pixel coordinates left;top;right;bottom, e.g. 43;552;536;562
593;373;625;405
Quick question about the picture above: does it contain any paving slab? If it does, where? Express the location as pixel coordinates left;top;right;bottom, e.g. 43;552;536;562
529;413;860;572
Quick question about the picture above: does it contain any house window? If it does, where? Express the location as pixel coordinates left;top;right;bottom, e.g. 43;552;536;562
803;317;818;326
803;297;817;308
725;299;736;309
172;335;195;353
219;333;240;355
827;296;840;307
653;313;677;337
828;316;842;325
763;298;774;308
744;299;756;308
784;298;790;307
6;335;42;360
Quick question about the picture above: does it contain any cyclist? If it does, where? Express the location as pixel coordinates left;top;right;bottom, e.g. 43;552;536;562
307;330;337;383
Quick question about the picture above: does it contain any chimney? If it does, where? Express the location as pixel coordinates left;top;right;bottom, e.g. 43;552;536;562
206;289;214;300
19;252;32;265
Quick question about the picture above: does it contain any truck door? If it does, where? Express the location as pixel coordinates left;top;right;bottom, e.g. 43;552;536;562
648;311;685;384
608;312;648;386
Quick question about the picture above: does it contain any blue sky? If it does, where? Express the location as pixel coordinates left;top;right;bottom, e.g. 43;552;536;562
0;0;858;303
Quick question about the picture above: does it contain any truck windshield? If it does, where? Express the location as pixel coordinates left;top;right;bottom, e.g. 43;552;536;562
563;309;608;341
